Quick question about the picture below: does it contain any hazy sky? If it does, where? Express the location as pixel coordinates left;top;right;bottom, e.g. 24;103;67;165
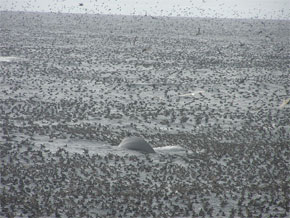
1;0;289;20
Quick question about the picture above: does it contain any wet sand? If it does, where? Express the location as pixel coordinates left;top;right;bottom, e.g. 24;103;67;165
0;11;289;217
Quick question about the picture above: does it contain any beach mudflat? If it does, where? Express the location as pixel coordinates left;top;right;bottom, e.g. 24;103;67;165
0;11;289;217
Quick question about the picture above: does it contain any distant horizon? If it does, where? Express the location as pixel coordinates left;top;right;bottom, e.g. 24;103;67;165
1;9;290;22
1;0;289;20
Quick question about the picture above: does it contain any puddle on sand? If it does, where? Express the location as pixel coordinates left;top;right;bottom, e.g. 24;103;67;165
0;56;27;62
